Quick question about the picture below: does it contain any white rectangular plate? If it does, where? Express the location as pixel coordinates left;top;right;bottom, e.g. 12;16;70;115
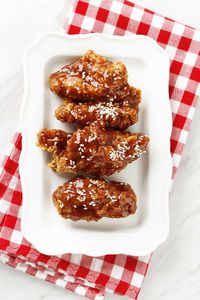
19;33;172;256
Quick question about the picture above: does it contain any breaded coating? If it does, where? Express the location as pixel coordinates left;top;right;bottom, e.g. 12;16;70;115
37;128;72;154
37;123;149;176
55;87;141;130
53;176;137;221
49;50;130;101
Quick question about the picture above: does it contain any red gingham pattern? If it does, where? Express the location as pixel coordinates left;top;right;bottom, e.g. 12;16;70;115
64;0;200;178
0;0;200;299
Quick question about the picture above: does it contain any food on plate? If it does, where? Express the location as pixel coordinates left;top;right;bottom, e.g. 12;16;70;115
55;86;141;130
37;128;72;154
37;123;149;176
53;176;137;221
49;50;130;101
36;50;150;223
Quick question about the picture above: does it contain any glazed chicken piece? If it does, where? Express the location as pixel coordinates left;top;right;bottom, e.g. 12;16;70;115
55;87;141;130
37;128;73;172
49;50;130;102
37;128;72;154
53;176;137;221
37;123;149;176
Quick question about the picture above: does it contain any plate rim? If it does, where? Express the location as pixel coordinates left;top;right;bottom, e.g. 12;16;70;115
19;32;172;256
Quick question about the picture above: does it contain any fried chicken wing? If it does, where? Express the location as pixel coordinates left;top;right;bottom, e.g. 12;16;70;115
53;176;137;221
55;87;141;130
37;128;72;154
49;50;130;102
37;123;149;176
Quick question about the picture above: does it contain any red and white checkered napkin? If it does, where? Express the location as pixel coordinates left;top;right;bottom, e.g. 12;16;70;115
0;0;200;299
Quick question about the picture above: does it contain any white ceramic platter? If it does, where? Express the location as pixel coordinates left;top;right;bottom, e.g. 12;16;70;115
19;33;172;256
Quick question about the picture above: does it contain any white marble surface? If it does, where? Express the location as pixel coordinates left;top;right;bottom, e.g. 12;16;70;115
0;0;200;299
